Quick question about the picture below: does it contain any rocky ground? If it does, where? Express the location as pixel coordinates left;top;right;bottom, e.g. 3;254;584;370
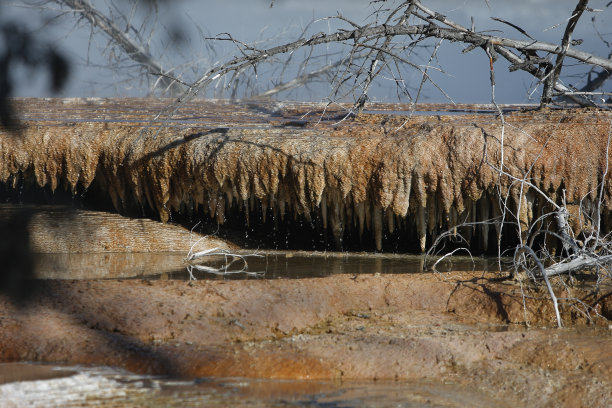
2;100;612;406
1;271;611;407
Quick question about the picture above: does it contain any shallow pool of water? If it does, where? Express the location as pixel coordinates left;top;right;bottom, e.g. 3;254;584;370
32;251;507;280
0;363;504;408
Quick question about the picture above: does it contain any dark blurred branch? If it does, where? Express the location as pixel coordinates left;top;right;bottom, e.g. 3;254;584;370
0;208;35;303
0;22;69;128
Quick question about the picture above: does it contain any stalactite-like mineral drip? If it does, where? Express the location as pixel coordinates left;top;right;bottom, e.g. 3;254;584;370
244;199;250;227
427;194;436;236
449;207;458;238
479;195;490;252
2;99;611;254
216;194;225;224
373;205;383;251
321;190;328;229
356;201;365;240
387;209;395;235
208;194;217;219
278;197;286;221
416;206;426;252
330;198;343;249
261;198;268;223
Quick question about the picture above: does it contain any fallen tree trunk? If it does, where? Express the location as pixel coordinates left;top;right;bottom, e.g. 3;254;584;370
545;254;612;277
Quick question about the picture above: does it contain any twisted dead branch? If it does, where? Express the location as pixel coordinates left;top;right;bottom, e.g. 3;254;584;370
142;0;609;122
541;0;590;106
184;236;264;279
34;0;611;110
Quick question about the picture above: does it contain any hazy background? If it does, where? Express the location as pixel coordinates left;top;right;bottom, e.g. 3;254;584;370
4;0;611;104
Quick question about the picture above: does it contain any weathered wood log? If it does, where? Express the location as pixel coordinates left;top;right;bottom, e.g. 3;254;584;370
544;254;612;277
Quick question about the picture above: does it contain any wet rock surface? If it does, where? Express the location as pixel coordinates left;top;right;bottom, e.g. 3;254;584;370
1;273;611;406
0;363;516;407
2;98;611;252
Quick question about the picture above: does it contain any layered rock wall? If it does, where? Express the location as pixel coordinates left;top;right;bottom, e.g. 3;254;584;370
2;99;611;252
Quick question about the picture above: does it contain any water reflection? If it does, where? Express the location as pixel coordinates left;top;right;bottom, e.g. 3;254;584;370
33;251;505;280
33;252;187;280
0;363;505;408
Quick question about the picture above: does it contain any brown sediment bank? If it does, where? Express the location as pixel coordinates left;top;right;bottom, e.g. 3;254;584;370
2;98;611;252
2;99;612;406
1;274;612;406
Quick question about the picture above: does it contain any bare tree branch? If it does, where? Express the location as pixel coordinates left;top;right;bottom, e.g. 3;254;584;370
152;0;611;118
490;16;534;40
45;0;612;109
541;0;590;106
254;58;349;98
55;0;182;94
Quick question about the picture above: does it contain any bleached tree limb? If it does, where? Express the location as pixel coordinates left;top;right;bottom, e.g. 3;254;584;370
544;254;612;277
254;59;347;98
155;1;611;118
541;0;590;105
45;0;611;109
515;246;563;328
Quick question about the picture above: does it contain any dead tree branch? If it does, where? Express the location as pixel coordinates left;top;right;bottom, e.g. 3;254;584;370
153;0;611;120
515;246;563;327
54;0;182;94
541;0;590;106
40;0;611;108
254;58;349;99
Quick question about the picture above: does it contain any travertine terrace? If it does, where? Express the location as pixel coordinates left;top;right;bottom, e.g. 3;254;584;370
1;98;611;252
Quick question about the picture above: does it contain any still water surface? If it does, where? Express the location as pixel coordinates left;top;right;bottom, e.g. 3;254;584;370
0;363;501;407
33;251;506;280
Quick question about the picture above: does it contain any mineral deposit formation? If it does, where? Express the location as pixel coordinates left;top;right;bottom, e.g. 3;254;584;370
1;99;611;252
